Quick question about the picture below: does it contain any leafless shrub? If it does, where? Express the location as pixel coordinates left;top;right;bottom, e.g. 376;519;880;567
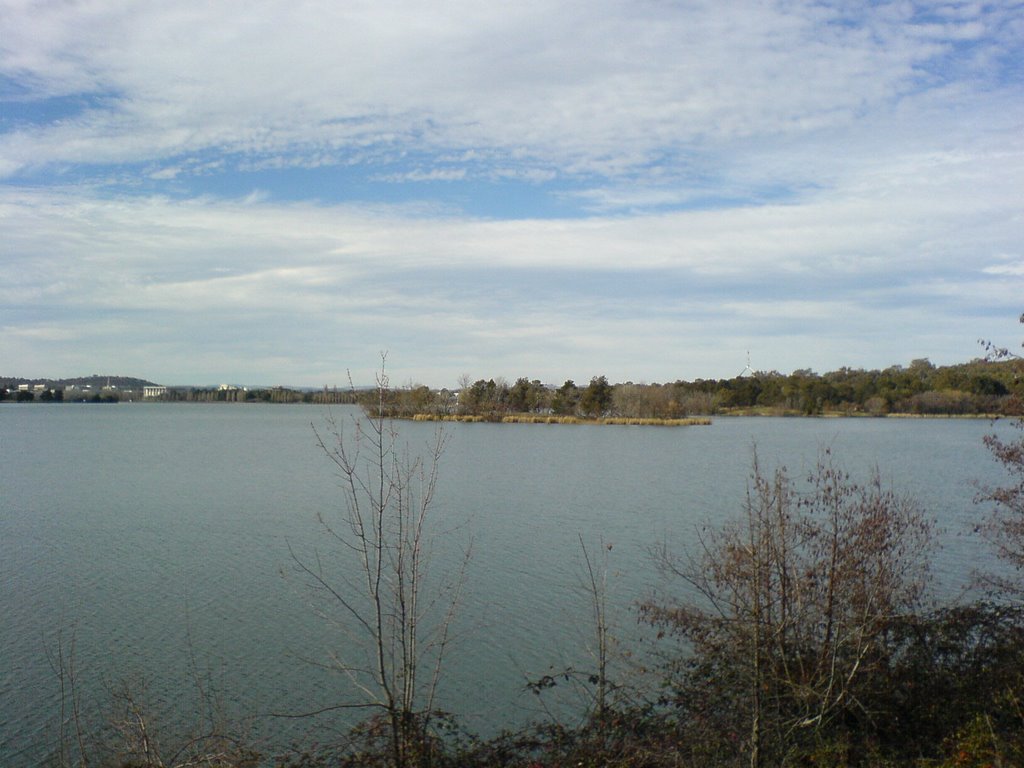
286;355;470;768
642;450;933;767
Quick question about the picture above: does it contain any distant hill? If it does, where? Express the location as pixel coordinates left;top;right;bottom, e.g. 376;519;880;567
0;375;158;389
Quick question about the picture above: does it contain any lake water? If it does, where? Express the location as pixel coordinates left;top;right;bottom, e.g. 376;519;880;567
0;404;1015;765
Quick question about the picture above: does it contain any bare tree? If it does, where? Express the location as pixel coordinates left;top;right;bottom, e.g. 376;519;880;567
980;422;1024;603
579;534;611;725
46;629;257;768
46;628;91;768
287;356;469;768
106;679;256;768
642;451;933;767
527;535;617;724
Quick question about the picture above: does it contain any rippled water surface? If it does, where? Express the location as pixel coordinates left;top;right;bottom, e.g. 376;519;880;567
0;404;1014;764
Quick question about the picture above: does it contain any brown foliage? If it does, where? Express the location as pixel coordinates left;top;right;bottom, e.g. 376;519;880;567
642;451;933;766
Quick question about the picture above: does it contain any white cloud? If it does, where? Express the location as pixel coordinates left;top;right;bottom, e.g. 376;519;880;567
149;166;181;180
373;168;468;182
1;0;1019;383
2;324;80;342
983;261;1024;276
1;141;1020;383
1;0;1017;181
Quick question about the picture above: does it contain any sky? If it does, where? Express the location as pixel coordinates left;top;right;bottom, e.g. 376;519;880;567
1;0;1022;388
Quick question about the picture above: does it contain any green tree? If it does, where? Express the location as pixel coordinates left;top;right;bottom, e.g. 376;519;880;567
720;376;762;409
458;378;508;418
579;375;613;418
552;380;580;416
507;377;548;413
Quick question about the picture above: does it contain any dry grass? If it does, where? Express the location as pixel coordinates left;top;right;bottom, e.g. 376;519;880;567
411;413;486;422
501;414;581;424
410;413;712;426
601;417;712;426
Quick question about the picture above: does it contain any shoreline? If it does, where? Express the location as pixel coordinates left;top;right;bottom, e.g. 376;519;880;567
2;400;1016;422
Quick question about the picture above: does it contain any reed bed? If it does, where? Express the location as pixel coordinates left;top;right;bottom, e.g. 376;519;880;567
601;417;712;426
412;413;486;422
501;414;580;424
410;413;711;426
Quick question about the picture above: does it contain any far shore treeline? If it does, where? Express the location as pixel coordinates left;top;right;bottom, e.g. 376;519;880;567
3;357;1021;419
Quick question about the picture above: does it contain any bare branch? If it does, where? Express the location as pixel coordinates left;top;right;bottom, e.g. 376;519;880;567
287;353;468;768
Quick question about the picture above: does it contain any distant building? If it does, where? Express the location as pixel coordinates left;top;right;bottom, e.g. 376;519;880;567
143;386;168;399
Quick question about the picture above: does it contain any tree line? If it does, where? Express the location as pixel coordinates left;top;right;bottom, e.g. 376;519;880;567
373;357;1022;420
6;358;1020;417
158;386;360;404
1;385;361;404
